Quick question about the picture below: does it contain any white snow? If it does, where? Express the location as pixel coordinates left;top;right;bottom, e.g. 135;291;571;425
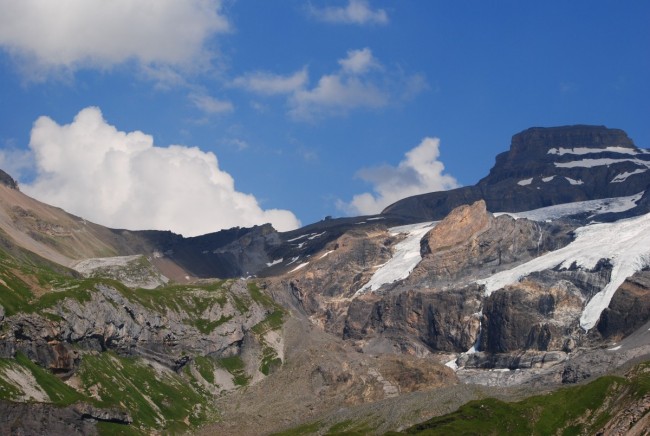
355;221;436;296
477;211;650;330
286;256;300;266
496;192;643;222
611;169;647;183
607;345;622;351
308;231;326;240
367;217;385;221
548;146;641;156
319;250;334;259
287;234;308;242
565;177;584;185
445;359;459;371
542;176;555;182
266;258;283;267
289;262;309;273
517;178;533;186
555;158;650;169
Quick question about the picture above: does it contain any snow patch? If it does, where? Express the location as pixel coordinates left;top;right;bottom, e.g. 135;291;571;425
548;146;640;156
611;169;647;183
289;262;309;273
555;158;650;169
355;221;436;296
542;176;555;182
286;256;300;266
517;178;533;186
477;211;650;330
266;258;283;267
497;192;643;221
308;231;326;240
287;234;308;242
367;217;385;221
565;177;584;185
607;345;622;351
319;250;333;259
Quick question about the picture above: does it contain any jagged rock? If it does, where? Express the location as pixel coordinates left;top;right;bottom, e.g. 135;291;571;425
561;363;591;384
481;280;584;353
72;403;132;424
0;169;18;190
343;285;483;353
412;200;572;286
596;270;650;340
0;400;98;435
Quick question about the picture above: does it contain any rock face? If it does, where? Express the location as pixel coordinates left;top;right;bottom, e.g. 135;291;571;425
0;170;18;190
596;270;650;340
413;200;572;287
1;281;270;372
383;125;650;221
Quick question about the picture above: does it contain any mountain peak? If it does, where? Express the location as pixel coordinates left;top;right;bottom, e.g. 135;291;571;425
509;125;635;157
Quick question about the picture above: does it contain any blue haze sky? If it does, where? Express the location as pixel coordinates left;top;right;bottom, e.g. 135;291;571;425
0;1;648;236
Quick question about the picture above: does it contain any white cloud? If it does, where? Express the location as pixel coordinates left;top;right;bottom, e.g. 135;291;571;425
0;145;34;182
289;74;387;119
232;68;308;95
21;107;300;237
338;48;380;74
189;92;234;114
340;137;459;215
288;47;427;120
310;0;388;25
0;0;229;78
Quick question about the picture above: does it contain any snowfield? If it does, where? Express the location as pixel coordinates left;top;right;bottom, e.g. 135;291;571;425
355;221;436;296
496;192;643;221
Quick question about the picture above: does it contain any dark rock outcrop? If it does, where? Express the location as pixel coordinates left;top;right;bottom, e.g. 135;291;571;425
0;169;18;190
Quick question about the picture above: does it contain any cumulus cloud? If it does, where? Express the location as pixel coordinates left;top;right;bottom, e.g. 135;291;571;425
338;48;380;74
339;137;459;215
310;0;388;25
21;107;300;236
232;68;308;95
0;0;229;78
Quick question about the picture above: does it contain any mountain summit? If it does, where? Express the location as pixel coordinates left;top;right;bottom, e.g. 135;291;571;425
383;125;650;220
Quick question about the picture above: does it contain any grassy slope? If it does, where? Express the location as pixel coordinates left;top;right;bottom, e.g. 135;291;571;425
393;362;650;436
0;241;287;434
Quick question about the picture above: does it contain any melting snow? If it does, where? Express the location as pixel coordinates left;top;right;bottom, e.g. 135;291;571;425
611;169;647;183
266;258;283;267
355;222;436;296
496;192;643;221
565;177;584;185
555;158;650;169
287;234;308;242
319;250;334;259
289;262;309;273
548;146;641;156
517;178;533;186
477;211;650;330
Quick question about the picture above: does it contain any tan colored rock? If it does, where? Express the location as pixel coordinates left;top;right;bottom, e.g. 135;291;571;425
422;200;492;254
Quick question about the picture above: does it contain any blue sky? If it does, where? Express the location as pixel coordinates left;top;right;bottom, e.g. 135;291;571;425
1;1;648;236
